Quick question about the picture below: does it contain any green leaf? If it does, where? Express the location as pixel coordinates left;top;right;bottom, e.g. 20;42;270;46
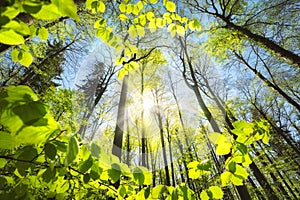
133;166;152;186
45;143;57;160
2;7;20;19
19;51;33;67
91;143;100;158
119;14;128;21
200;190;209;200
262;130;270;144
133;167;144;185
65;136;79;165
38;27;48;41
53;0;79;20
227;161;236;173
209;186;223;199
119;3;126;12
187;161;199;169
83;173;90;183
31;4;61;20
42;167;56;183
79;155;93;173
23;3;42;14
53;141;67;152
108;163;121;183
0;29;24;45
118;185;127;198
165;1;176;12
0;132;20;149
149;0;158;4
235;142;247;154
198;159;212;171
12;101;47;125
15;146;37;176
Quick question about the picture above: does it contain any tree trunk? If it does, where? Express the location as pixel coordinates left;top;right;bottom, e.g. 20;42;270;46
112;75;128;160
234;52;300;112
166;119;176;186
218;14;300;67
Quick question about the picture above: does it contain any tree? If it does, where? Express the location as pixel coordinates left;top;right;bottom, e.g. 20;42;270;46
1;0;299;199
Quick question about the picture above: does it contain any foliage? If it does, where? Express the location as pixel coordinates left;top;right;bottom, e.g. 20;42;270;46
1;0;298;199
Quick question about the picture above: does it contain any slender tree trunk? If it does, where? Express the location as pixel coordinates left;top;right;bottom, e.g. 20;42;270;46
257;142;299;199
251;144;289;199
166;119;176;186
157;111;171;186
217;14;300;67
234;52;300;112
179;37;252;200
126;116;130;166
112;75;128;160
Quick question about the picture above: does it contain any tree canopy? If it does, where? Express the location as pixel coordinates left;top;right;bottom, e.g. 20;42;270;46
0;0;299;200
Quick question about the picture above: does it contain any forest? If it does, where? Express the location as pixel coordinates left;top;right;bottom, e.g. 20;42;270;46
0;0;299;199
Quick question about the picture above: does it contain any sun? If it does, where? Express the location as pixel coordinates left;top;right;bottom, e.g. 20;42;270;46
142;90;155;113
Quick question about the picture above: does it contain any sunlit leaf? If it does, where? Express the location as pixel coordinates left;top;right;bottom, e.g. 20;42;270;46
38;27;48;41
165;1;176;12
200;190;209;200
176;25;185;37
0;158;7;168
19;51;33;67
209;186;223;199
150;185;164;198
0;29;24;45
221;171;232;186
216;142;232;155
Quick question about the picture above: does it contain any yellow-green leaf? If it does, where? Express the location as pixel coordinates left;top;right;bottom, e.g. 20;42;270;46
0;158;7;168
118;68;128;80
19;52;33;67
126;4;133;14
209;186;223;199
31;4;61;20
98;1;106;13
119;14;128;21
11;48;20;62
165;1;176;12
221;171;232;186
146;12;155;21
188;168;200;179
216;142;232;155
53;0;79;20
0;30;24;45
176;25;185;37
200;190;209;200
149;0;158;4
94;19;106;28
38;27;48;41
119;3;126;12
